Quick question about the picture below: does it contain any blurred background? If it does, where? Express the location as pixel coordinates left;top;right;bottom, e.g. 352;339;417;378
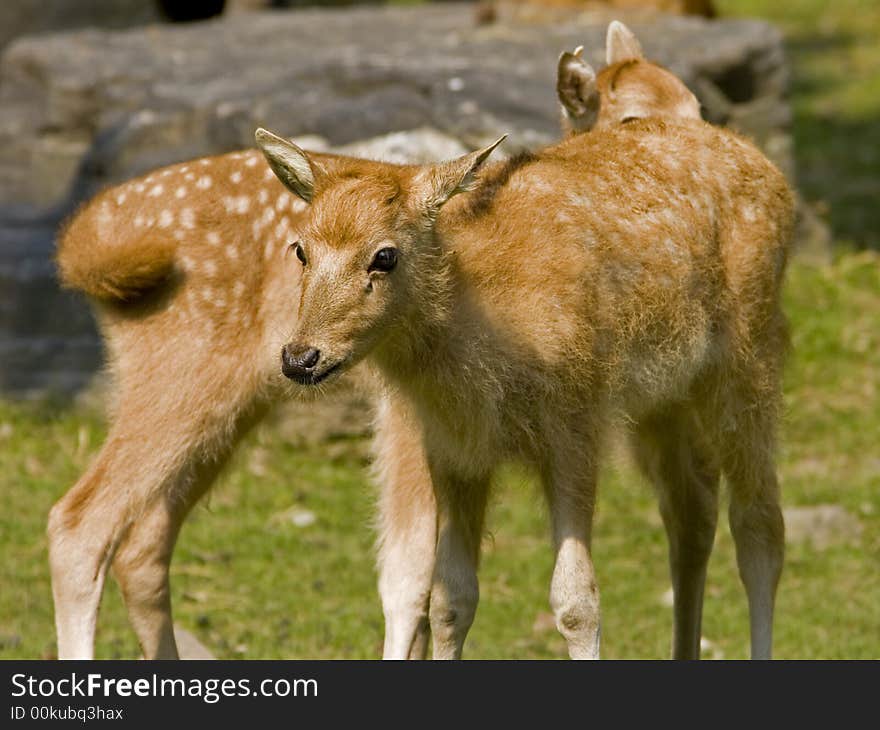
0;1;877;659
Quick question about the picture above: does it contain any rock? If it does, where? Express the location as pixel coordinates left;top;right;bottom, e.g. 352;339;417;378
0;4;794;395
270;507;317;528
173;626;216;659
783;505;863;551
699;636;724;660
271;377;373;448
338;128;470;165
0;1;158;55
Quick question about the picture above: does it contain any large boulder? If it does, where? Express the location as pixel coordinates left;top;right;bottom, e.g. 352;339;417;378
0;3;793;395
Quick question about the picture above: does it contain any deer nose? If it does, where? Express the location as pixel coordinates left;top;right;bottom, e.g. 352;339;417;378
281;344;321;380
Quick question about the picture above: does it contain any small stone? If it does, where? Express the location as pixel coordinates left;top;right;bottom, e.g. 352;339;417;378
700;637;724;660
783;505;863;551
173;626;215;660
289;509;317;528
270;507;317;529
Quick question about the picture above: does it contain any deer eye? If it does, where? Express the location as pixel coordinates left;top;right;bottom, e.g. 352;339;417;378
369;247;398;273
290;241;307;266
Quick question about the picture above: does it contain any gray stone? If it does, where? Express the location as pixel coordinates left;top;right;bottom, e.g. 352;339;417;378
0;4;795;395
783;505;863;551
338;127;471;165
173;626;216;660
0;0;158;55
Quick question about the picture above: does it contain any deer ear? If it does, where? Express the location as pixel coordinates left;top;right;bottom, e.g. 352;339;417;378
606;20;644;65
255;127;326;203
414;135;506;215
557;47;599;131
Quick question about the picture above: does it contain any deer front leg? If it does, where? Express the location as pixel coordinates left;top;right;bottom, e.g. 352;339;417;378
542;448;601;660
428;466;491;660
374;396;438;660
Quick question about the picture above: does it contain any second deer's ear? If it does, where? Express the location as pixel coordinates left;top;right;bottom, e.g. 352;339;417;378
413;135;506;216
557;47;599;130
606;20;644;65
255;127;327;203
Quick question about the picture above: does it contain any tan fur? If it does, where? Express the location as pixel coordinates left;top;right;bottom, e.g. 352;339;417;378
558;22;701;135
50;36;743;660
48;148;320;659
258;115;794;660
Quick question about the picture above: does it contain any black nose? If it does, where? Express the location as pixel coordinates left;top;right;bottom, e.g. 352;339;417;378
281;344;321;380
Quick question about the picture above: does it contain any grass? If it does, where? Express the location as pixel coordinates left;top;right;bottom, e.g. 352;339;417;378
1;1;878;659
1;254;878;660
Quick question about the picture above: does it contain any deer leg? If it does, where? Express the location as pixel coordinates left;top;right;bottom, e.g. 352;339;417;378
374;396;438;660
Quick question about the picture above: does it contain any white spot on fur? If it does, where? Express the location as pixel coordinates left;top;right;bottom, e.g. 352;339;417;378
145;175;155;184
161;169;172;178
175;186;187;199
258;189;269;205
223;195;251;214
225;244;239;260
275;193;289;212
199;159;211;167
180;165;190;173
743;205;758;223
233;281;245;298
290;198;307;213
264;168;275;181
134;215;145;227
272;219;285;240
184;171;196;182
196;176;213;190
149;184;165;197
134;183;146;194
245;156;259;168
158;209;174;228
230;171;243;184
116;192;127;206
174;231;185;241
206;231;221;245
181;208;196;229
96;202;112;232
204;260;218;276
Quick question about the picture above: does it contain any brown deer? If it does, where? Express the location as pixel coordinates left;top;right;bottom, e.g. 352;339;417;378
49;23;727;660
557;20;701;135
381;21;713;660
256;99;794;659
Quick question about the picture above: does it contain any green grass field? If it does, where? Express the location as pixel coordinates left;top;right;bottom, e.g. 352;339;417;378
1;1;878;659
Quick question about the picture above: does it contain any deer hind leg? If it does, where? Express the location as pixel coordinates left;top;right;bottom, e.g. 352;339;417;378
631;405;721;659
428;467;491;660
542;443;601;660
716;378;785;660
374;395;437;660
109;438;247;660
48;444;126;660
49;390;267;660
